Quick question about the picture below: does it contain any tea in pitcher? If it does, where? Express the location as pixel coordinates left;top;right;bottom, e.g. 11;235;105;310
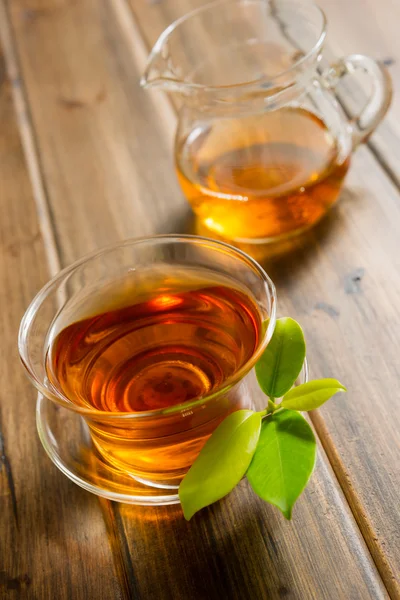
45;266;263;483
176;107;350;242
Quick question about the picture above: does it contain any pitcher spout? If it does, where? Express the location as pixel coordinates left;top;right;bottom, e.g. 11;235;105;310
140;24;190;93
140;50;172;90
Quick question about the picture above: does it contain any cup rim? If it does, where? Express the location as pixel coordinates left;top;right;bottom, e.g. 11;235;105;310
141;0;327;94
19;234;277;420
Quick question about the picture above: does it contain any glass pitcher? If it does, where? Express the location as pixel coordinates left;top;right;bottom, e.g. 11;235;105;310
141;0;392;244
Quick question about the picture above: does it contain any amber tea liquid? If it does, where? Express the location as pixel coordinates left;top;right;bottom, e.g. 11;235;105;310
176;107;350;242
46;268;262;485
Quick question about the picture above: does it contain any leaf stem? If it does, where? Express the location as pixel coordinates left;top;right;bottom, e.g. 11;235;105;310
267;398;277;414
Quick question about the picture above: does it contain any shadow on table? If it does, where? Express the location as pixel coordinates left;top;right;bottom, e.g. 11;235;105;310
166;188;351;292
118;484;295;599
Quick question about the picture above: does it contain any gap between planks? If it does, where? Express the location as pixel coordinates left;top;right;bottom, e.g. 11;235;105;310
310;411;400;599
0;0;60;277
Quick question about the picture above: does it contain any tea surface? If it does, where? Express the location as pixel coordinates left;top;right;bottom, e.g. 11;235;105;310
47;277;261;413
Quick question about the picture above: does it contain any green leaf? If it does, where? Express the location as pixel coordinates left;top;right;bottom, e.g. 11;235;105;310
281;379;346;411
247;409;316;519
179;410;262;520
256;318;306;398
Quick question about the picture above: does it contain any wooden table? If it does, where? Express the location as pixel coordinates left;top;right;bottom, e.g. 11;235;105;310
1;0;399;598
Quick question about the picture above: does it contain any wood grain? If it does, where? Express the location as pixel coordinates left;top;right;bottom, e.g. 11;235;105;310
0;49;123;600
1;0;394;598
5;0;188;267
270;147;400;599
125;0;400;595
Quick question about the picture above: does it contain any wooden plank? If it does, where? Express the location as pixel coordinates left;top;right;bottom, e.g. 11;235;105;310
0;48;123;600
3;0;392;598
5;0;188;267
271;146;400;599
125;0;400;596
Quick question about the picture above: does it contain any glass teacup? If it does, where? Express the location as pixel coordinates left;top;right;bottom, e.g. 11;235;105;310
19;236;277;491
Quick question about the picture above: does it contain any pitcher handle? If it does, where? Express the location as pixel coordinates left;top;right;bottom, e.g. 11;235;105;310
321;54;392;149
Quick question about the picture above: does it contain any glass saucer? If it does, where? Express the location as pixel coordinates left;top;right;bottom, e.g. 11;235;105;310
36;394;180;505
36;362;308;505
